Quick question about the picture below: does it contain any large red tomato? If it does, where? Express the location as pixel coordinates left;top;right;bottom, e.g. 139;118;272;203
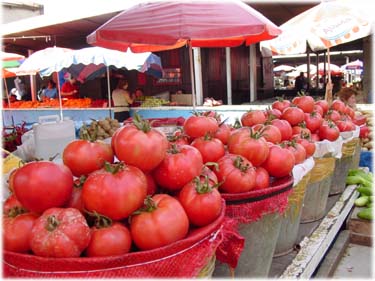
130;194;189;250
253;167;270;190
215;154;256;193
214;123;232;145
63;139;114;177
265;108;282;120
292;95;315;113
352;114;367;126
281;107;305;126
82;162;147;220
252;124;282;144
178;176;222;226
315;99;329;115
153;145;203;191
262;145;295;178
326;109;341;122
304;112;324;133
285;142;306;164
359;125;370;139
13;161;73;213
294;136;316;158
318;122;340;141
183;114;219;138
191;135;225;163
272;98;291;112
86;222;132;257
3;209;38;253
112;116;169;172
30;208;91;257
227;127;269;167
241;110;266;127
3;194;24;214
65;176;86;213
271;119;293;141
330;100;346;114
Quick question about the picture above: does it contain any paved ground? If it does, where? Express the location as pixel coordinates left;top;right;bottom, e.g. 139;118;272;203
332;243;373;278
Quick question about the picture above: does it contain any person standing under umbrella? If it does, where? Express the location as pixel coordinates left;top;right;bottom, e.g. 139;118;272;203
61;73;79;99
112;79;135;122
294;72;307;94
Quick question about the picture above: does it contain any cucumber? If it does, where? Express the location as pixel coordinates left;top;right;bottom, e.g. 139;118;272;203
357;207;373;220
354;196;369;207
356;186;372;196
366;202;373;208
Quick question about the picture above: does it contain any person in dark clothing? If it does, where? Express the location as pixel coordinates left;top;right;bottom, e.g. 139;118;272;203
294;72;307;94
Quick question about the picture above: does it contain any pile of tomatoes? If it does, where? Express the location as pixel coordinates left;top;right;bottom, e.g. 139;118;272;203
3;95;364;260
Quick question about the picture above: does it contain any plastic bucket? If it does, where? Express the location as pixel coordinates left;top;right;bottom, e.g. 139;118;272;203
3;202;225;278
274;172;311;257
301;157;335;223
330;138;359;195
213;176;294;278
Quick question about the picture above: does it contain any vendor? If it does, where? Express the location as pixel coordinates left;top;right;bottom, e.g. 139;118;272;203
40;80;58;99
112;79;135;122
61;73;79;99
336;87;358;110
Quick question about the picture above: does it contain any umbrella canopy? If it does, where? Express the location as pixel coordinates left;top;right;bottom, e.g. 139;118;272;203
87;0;281;52
87;0;281;106
295;64;317;73
260;0;373;56
341;59;363;70
39;47;163;82
273;65;295;72
1;51;25;68
318;62;342;76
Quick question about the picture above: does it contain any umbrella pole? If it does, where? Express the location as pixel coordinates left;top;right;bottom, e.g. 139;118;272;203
324;48;333;106
56;72;64;121
3;77;11;108
188;42;196;109
106;66;112;119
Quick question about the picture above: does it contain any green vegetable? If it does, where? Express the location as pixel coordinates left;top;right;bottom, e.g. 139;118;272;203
366;202;373;208
354;196;369;207
357;207;373;220
348;169;373;182
346;176;372;188
356;186;373;196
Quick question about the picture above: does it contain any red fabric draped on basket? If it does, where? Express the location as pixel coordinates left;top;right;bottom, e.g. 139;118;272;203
4;201;225;278
215;176;294;268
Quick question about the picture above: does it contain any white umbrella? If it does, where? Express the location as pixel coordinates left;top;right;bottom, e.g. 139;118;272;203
273;65;295;72
295;64;317;73
340;59;363;70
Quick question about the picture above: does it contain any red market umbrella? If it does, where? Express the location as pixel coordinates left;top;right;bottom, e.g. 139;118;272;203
87;0;281;106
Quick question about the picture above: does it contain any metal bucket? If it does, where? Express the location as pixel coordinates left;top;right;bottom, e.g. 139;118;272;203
301;157;335;223
213;176;293;278
330;138;359;196
213;212;282;277
274;172;310;256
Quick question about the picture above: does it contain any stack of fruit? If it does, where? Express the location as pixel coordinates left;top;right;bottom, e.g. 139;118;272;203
78;117;120;141
357;109;373;152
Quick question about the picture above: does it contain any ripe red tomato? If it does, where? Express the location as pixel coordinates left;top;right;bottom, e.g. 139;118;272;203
63;140;114;177
330;100;346;114
241;110;267;127
292;125;311;139
281;107;305;126
315;99;329;115
191;135;225;163
30;208;91;257
294;137;316;158
201;165;219;184
130;194;189;250
318;123;340;141
262;145;295;178
265;108;282;120
254;167;270;190
292;95;315;113
215;154;256;193
335;120;353;132
13;161;73;213
3;194;24;214
82;162;147;220
65;176;86;213
214;123;232;145
112;120;169;172
313;104;324;117
86;222;132;257
178;176;222;226
271;119;293;141
145;173;158;195
359;125;370;139
252;124;282;144
285;142;306;164
272;98;291;112
183;115;219;138
304;112;324;133
344;106;355;119
153;145;203;191
168;130;191;147
3;210;38;253
227;127;269;166
352;114;367;126
311;133;320;142
326;109;341;122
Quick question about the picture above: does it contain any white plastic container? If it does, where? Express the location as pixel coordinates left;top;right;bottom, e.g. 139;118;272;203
33;115;75;160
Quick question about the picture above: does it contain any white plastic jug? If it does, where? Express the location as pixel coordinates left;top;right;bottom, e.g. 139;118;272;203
33;115;75;160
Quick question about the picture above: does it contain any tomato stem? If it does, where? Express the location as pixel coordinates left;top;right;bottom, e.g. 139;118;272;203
104;161;124;174
233;156;250;172
194;176;212;194
74;175;87;189
168;144;180;154
204;162;219;172
46;215;60;232
132;113;151;133
6;206;27;218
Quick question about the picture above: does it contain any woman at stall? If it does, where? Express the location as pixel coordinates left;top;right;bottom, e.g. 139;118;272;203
112;79;135;122
40;80;58;99
61;73;79;99
336;87;358;110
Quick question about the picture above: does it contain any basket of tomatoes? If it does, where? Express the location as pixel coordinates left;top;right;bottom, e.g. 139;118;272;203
3;114;229;278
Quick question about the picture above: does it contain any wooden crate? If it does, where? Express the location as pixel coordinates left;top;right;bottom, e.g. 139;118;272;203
347;207;373;247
